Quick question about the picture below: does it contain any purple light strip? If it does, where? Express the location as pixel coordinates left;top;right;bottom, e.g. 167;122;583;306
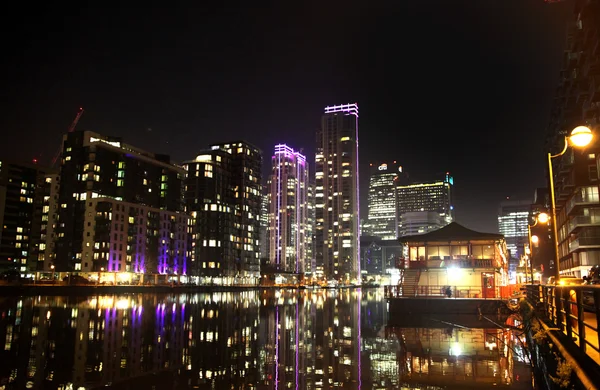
355;107;361;282
295;300;299;390
324;103;359;118
296;156;300;274
276;149;282;268
358;289;362;389
275;305;279;389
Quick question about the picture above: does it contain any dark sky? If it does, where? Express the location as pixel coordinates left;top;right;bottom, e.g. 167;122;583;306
1;1;572;232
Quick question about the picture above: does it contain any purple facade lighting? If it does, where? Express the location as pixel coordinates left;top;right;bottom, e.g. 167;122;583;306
324;103;359;117
355;107;361;282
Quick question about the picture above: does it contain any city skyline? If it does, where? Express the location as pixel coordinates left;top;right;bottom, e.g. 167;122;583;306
0;1;573;233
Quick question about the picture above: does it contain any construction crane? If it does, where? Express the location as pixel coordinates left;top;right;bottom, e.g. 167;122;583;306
52;107;84;166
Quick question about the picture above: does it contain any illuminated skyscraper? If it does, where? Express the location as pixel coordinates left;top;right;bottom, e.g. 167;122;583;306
267;144;309;274
315;103;360;283
367;161;403;240
396;174;454;236
497;199;530;259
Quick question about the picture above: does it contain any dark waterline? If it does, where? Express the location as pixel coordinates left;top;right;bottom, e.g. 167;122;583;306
0;288;531;389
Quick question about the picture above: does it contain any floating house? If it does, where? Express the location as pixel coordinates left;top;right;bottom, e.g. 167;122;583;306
389;223;509;299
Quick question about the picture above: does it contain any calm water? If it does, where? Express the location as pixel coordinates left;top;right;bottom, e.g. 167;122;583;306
0;288;531;389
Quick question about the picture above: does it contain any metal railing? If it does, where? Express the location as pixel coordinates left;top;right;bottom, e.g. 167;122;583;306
526;284;600;366
384;284;499;299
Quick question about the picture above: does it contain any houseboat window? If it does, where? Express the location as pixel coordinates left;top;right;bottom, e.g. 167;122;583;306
409;246;426;261
427;246;451;260
409;247;417;261
471;245;495;259
450;245;468;258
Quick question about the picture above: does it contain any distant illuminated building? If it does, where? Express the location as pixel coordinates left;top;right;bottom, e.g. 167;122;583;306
267;144;310;274
497;199;531;260
316;103;360;282
396;173;454;236
367;161;403;240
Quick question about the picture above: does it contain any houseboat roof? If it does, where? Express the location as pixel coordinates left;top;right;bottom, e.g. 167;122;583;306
399;222;504;243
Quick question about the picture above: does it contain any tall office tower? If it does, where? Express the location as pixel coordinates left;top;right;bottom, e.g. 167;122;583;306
546;0;600;278
497;199;531;259
267;144;310;274
315;103;360;283
396;173;454;237
54;131;188;278
0;161;57;274
183;141;262;285
367;161;403;240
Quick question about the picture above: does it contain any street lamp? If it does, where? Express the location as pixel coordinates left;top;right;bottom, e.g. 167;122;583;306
50;264;55;282
548;126;593;282
527;212;548;284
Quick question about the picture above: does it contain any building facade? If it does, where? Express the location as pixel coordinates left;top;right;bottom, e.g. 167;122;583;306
54;130;188;278
497;199;531;260
0;161;57;274
267;144;310;274
398;211;445;237
396;174;454;237
546;0;600;278
315;103;360;283
183;141;262;285
367;161;402;240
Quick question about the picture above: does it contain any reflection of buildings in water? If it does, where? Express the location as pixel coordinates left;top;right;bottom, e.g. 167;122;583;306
0;289;423;389
0;293;262;389
259;289;363;389
185;291;260;388
387;326;514;388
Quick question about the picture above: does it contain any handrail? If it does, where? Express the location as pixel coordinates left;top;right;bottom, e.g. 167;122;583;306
384;284;498;299
525;284;600;368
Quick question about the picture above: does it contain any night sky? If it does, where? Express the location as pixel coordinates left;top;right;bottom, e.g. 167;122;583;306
1;1;572;233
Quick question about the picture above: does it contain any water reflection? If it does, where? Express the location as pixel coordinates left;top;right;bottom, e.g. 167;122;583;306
0;289;529;389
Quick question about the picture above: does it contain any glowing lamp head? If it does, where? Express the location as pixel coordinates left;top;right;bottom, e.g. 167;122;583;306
531;235;539;244
569;126;593;148
536;212;550;224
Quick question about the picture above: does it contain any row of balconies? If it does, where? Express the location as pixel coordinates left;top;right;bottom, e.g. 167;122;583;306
569;236;600;252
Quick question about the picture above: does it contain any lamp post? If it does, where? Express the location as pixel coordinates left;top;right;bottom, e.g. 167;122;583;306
50;264;55;282
527;212;549;284
548;126;593;282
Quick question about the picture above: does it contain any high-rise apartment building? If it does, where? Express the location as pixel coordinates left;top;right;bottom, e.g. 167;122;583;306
267;144;310;274
367;161;403;240
546;0;600;278
259;187;269;264
0;161;57;274
497;200;531;259
396;174;454;237
183;141;262;285
315;103;360;283
306;182;316;274
54;131;188;278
